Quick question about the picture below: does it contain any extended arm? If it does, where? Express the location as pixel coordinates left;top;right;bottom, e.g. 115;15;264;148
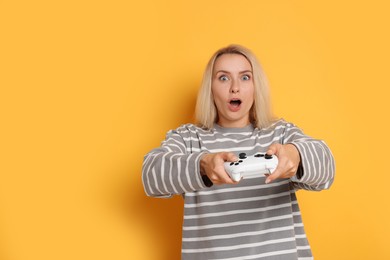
266;122;335;191
142;130;208;198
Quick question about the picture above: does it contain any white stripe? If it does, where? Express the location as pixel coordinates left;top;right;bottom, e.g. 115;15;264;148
284;132;307;143
310;142;322;185
165;143;182;152
186;141;278;153
208;249;298;260
183;214;293;231
195;119;286;137
182;237;296;253
324;179;331;189
182;135;253;143
167;136;186;151
160;153;169;194
318;142;330;187
176;158;186;193
181;126;257;137
168;154;179;194
306;143;317;184
182;237;294;253
142;156;153;196
196;137;255;144
164;146;173;152
184;203;292;219
185;153;196;191
292;212;301;217
324;143;333;189
194;152;207;188
143;152;160;195
185;180;290;196
184;191;291;208
202;131;253;137
297;143;312;184
195;127;287;144
297;246;311;250
326;140;336;187
183;226;294;242
151;168;163;195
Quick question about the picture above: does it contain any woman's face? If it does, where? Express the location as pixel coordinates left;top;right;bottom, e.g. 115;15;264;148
211;54;255;128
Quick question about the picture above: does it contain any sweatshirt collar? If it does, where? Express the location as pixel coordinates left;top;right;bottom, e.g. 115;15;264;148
213;123;255;133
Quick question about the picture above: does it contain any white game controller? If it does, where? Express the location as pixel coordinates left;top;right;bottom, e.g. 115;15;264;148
224;153;279;181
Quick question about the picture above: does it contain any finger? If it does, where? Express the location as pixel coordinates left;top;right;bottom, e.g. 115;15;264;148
210;175;224;185
222;152;238;162
265;167;282;184
266;143;281;155
211;167;238;185
224;176;238;184
216;174;237;185
220;167;239;184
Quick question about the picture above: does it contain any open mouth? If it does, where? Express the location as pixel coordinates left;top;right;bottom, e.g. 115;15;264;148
229;99;242;107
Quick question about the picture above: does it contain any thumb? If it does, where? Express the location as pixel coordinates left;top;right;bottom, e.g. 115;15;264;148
267;143;281;156
221;152;238;162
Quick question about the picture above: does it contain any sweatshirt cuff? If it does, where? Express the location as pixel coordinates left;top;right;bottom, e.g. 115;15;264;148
287;142;306;183
193;151;212;190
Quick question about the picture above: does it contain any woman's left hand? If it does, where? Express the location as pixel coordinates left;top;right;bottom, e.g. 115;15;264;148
265;143;301;184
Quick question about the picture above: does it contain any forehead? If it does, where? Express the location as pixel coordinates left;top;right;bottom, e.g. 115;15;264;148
213;54;252;72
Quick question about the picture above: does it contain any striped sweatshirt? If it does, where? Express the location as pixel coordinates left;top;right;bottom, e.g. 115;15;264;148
142;119;335;260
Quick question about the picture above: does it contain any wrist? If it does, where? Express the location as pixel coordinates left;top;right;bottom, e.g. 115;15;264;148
200;153;210;176
286;143;301;164
199;153;213;187
286;143;304;179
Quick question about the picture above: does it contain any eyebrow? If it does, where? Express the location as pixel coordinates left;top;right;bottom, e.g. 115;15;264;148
215;70;253;74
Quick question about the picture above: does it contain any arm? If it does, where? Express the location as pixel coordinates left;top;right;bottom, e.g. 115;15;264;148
265;122;335;191
142;128;209;198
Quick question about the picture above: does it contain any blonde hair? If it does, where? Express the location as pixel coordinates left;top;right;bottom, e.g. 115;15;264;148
195;44;275;129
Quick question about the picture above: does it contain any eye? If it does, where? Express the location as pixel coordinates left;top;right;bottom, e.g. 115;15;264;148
241;74;251;81
219;75;229;81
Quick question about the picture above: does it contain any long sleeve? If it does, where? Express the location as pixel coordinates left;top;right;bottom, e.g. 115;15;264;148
142;127;208;198
282;122;336;191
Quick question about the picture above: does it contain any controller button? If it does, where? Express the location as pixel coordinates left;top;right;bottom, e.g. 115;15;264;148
239;160;243;163
230;162;234;166
254;154;264;157
239;153;247;159
234;163;239;165
264;154;273;159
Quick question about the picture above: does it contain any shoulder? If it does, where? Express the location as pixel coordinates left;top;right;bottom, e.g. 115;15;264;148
261;118;295;132
256;118;302;140
172;123;208;133
168;123;213;138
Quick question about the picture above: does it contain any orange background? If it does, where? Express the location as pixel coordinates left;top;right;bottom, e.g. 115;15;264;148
1;1;389;259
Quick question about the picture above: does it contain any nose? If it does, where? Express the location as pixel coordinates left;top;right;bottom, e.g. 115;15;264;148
230;79;240;93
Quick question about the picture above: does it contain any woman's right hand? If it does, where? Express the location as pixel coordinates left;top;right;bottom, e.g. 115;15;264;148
200;152;239;185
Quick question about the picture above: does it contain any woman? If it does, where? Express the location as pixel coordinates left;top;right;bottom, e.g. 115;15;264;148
142;44;335;260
